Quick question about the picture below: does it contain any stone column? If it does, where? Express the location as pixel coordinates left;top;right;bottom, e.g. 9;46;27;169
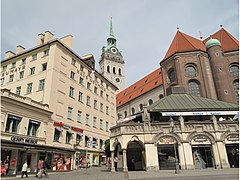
111;151;115;172
145;143;159;171
182;143;194;169
178;143;186;170
217;141;230;168
212;142;221;168
122;149;128;172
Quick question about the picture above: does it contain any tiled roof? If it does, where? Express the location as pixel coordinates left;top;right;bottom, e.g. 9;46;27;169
147;93;239;112
116;68;163;108
162;31;206;62
203;28;239;52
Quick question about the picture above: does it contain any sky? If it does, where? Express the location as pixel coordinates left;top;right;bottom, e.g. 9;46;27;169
1;0;239;88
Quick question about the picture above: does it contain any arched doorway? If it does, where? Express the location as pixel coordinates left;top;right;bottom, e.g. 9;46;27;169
113;142;123;171
127;141;145;171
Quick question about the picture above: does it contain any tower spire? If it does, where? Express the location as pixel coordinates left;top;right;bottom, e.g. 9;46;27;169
109;16;115;38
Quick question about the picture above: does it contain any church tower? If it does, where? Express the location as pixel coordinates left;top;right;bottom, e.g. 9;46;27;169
99;17;125;92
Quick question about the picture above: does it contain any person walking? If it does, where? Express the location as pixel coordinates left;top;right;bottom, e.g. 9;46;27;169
4;156;9;175
42;159;48;177
114;157;118;171
36;159;43;178
21;161;28;178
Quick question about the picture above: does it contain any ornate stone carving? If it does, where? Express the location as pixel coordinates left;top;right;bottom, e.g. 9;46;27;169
158;135;176;144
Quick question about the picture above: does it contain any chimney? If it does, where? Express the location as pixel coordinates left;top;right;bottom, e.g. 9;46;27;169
44;31;54;43
37;33;45;45
60;35;73;49
16;45;25;54
5;51;16;60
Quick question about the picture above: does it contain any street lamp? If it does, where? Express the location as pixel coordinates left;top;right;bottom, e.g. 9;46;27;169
169;116;180;174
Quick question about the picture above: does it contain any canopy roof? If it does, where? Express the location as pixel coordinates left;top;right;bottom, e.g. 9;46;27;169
147;93;239;112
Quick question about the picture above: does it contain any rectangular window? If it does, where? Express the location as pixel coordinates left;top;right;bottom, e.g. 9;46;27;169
22;58;26;64
106;122;109;131
100;119;103;130
70;71;75;80
87;82;91;90
101;80;103;86
76;134;81;144
1;78;4;85
30;67;35;75
78;91;83;102
95;76;98;81
11;62;16;68
94;100;97;109
54;128;61;142
5;114;22;133
93;117;97;128
9;75;14;82
2;65;7;72
69;86;74;97
38;79;45;91
26;83;33;94
94;87;98;94
77;111;82;123
106;106;109;115
27;120;40;136
106;84;109;90
71;59;76;66
88;70;91;77
66;131;72;144
100;103;103;112
106;94;109;101
86;114;90;125
80;65;84;71
42;63;47;71
43;49;49;56
19;71;24;79
79;77;84;85
100;90;103;97
32;54;37;60
67;107;73;119
16;86;21;95
86;96;91;106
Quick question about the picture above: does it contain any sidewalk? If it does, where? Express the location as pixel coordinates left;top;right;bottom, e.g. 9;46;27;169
1;166;239;180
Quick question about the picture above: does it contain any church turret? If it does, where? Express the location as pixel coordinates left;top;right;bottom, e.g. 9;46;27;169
99;17;125;92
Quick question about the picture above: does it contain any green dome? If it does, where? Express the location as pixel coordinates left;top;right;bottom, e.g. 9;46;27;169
205;38;221;49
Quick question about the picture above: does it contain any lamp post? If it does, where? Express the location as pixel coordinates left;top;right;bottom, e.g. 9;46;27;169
169;117;180;174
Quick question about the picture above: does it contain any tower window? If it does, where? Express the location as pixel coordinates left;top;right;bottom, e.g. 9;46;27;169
148;99;153;105
229;64;239;77
168;69;176;83
185;64;197;77
131;108;135;115
233;80;239;103
107;66;110;73
113;67;116;74
119;68;122;75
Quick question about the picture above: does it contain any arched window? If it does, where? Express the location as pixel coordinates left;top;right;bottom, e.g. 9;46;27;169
229;64;239;77
131;108;135;115
124;111;127;118
159;94;164;99
185;64;197;77
139;104;143;111
233;80;239;103
148;99;153;105
168;69;176;83
107;66;110;73
119;68;122;75
113;67;116;74
188;80;201;96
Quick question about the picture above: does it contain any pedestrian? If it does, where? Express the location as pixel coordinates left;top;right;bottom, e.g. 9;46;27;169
4;156;9;175
86;155;90;168
114;157;118;171
36;159;43;178
42;159;48;177
21;161;28;178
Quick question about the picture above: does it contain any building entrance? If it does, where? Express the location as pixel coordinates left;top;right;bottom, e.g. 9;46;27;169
226;144;239;168
157;145;178;170
192;145;214;169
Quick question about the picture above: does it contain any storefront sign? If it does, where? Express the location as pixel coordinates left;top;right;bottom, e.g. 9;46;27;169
71;127;83;133
227;135;239;141
162;111;239;116
63;124;71;130
54;121;63;127
10;136;38;144
1;65;25;77
194;136;208;142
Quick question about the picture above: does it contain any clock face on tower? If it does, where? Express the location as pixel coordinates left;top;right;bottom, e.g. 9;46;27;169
115;77;121;84
110;47;118;54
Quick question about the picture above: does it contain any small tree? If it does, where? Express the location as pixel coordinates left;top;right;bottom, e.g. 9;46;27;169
104;139;111;158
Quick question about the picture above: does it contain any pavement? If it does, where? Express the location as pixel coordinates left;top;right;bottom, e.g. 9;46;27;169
1;166;239;180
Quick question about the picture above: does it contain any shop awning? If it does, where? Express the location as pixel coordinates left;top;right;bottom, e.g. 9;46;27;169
8;114;22;120
77;133;83;136
29;120;41;125
55;127;62;132
67;131;74;134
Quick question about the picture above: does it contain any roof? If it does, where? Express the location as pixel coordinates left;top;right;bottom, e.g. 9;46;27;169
162;31;206;62
203;28;239;52
117;68;163;108
147;93;239;112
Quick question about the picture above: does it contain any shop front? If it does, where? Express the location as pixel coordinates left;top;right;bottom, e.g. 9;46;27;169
75;150;86;168
224;134;239;168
